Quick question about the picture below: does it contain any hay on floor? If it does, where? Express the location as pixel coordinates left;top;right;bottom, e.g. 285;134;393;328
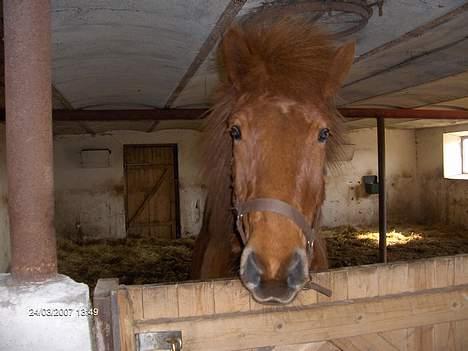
57;237;194;291
324;224;468;268
58;224;468;289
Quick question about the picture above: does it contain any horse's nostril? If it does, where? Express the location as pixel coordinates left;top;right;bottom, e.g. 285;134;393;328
287;251;308;289
241;251;262;289
241;249;307;304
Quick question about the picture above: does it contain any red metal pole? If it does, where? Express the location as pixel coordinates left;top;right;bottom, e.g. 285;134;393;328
340;108;468;120
4;0;57;280
0;107;465;121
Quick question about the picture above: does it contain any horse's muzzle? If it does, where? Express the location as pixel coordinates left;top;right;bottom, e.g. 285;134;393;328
240;248;309;304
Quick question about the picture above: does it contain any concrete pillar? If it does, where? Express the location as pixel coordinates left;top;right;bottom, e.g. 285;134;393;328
4;0;57;280
0;274;94;351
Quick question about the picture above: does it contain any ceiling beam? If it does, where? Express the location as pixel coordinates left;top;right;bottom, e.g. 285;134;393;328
1;108;467;121
52;109;207;121
52;85;98;135
340;108;468;120
164;0;247;108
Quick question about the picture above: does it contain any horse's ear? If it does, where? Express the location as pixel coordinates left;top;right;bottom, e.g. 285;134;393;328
221;26;251;89
324;41;355;97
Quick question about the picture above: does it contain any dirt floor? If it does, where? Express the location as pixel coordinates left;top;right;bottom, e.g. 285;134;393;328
58;224;468;291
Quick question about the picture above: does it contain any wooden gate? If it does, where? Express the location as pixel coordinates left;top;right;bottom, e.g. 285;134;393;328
114;254;468;351
124;145;180;239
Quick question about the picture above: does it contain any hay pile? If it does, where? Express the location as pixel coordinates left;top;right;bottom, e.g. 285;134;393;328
324;224;468;268
57;237;194;290
58;224;468;289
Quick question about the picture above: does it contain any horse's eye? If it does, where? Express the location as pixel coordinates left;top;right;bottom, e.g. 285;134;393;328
230;125;242;141
318;128;330;143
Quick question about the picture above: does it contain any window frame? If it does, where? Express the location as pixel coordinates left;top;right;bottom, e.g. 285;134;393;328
443;131;468;180
462;136;468;175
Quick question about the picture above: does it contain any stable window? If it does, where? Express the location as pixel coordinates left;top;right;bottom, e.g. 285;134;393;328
443;131;468;179
463;137;468;174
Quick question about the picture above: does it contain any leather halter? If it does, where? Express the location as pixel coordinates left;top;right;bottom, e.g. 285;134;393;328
234;197;332;297
235;198;317;254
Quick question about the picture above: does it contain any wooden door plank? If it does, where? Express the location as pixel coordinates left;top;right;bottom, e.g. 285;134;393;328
292;288;318;307
177;281;215;317
434;322;457;351
408;260;434;291
379;329;408;351
127;286;143;321
378;262;409;296
407;325;434;351
273;341;341;351
135;285;468;351
213;280;250;314
127;167;168;227
434;256;455;288
141;284;179;320
148;165;174;238
117;289;136;351
313;271;332;303
454;320;468;351
330;339;361;351
249;295;285;312
330;269;349;302
334;334;399;351
347;266;379;299
317;343;344;351
454;255;468;285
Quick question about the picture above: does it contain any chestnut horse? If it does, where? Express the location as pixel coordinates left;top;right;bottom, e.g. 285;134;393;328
192;16;355;304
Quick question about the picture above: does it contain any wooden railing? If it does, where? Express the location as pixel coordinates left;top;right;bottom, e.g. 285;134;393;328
112;254;468;351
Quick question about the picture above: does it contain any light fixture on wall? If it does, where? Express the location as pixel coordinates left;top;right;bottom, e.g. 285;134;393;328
250;0;384;38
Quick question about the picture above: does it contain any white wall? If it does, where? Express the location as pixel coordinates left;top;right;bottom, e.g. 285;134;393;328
322;128;419;227
38;127;423;242
416;123;468;228
54;129;205;240
0;124;445;261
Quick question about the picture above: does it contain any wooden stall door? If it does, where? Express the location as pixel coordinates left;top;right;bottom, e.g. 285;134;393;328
116;254;468;351
124;145;180;239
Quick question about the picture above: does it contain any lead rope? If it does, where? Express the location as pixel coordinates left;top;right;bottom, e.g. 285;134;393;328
303;279;332;297
302;240;332;297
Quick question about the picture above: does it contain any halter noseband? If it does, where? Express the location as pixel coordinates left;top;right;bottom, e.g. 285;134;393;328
235;198;316;252
234;197;332;297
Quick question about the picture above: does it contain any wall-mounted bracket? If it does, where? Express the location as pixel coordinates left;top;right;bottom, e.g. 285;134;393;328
136;331;183;351
362;175;379;194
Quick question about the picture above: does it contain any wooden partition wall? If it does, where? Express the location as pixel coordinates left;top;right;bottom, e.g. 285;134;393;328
115;254;468;351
